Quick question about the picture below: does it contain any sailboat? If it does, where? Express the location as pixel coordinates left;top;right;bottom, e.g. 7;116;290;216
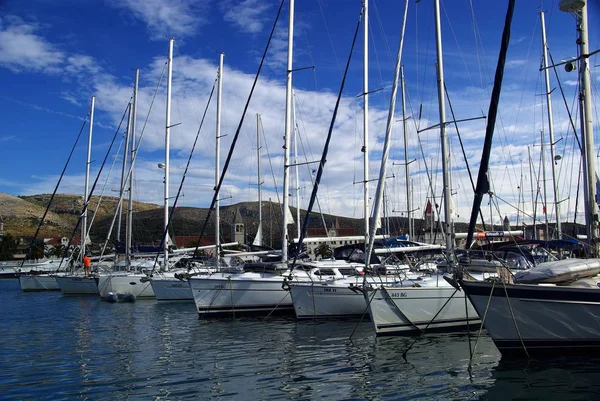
97;43;167;300
150;52;227;302
362;0;482;335
188;0;301;316
459;0;600;357
287;0;426;319
57;95;102;296
22;96;99;293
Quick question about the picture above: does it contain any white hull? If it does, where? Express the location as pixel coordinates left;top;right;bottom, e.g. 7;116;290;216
189;272;293;316
289;280;367;318
289;275;422;319
56;275;99;295
150;275;193;301
19;274;60;291
98;273;155;298
461;279;600;356
365;279;480;335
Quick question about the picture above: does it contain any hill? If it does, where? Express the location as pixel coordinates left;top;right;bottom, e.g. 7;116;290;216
2;192;576;249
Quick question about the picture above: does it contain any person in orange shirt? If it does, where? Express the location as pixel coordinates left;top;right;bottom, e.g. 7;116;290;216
83;254;91;277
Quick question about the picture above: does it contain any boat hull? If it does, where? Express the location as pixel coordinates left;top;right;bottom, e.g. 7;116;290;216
18;274;60;291
98;274;155;298
150;276;193;301
461;279;600;357
189;273;293;316
56;276;99;295
289;281;368;318
365;284;480;335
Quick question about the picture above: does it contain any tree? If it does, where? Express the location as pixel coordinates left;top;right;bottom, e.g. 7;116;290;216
0;234;17;261
314;243;333;260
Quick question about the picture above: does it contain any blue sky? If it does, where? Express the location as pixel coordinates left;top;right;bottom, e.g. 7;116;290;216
1;0;599;230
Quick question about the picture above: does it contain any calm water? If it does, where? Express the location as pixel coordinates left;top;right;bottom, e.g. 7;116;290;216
2;279;600;400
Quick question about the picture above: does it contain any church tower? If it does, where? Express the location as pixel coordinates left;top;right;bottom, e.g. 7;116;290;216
232;208;246;244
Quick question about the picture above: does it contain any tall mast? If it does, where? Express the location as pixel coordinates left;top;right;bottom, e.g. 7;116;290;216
365;0;408;268
282;0;294;262
540;129;550;238
433;0;454;256
560;1;598;255
117;103;131;243
540;11;561;239
127;69;139;266
215;52;224;259
164;38;174;268
401;66;413;239
256;113;263;246
82;95;94;259
363;0;370;247
293;92;300;239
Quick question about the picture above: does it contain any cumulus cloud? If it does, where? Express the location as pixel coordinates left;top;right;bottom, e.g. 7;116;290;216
0;15;64;73
221;0;272;34
108;0;208;40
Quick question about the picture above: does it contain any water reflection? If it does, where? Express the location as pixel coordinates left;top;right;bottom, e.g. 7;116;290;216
482;357;600;401
3;278;600;400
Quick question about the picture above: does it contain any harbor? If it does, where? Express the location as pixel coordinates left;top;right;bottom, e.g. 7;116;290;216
4;278;600;401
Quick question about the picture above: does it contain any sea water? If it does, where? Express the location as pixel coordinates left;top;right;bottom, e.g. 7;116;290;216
1;279;600;400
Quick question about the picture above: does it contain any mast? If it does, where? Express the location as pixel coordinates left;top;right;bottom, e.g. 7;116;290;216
365;0;408;268
216;52;224;259
540;129;550;238
292;92;300;239
433;0;454;256
465;0;515;247
401;66;413;239
560;1;598;255
82;95;94;259
282;0;294;262
127;69;139;266
117;103;131;243
256;113;263;246
540;11;562;239
164;38;174;269
363;0;370;248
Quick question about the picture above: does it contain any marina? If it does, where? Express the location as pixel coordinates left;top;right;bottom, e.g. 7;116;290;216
2;0;600;399
4;278;600;400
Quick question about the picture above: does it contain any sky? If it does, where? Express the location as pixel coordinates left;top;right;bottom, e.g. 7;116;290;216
1;0;600;234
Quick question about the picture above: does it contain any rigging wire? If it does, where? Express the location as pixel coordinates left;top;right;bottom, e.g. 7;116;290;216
61;102;132;268
291;3;363;267
149;78;218;273
190;0;286;257
98;62;168;261
19;114;89;269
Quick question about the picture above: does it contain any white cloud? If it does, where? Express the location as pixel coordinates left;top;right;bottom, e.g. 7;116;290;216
108;0;208;40
0;15;64;73
221;0;271;34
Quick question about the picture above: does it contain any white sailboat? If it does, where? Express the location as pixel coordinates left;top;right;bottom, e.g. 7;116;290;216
460;0;600;357
98;40;172;299
57;95;102;295
363;0;480;335
22;95;98;293
150;51;226;302
189;0;301;316
288;0;417;319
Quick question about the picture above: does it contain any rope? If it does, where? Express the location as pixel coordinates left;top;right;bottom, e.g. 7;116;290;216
349;285;377;340
503;280;530;359
468;280;495;368
402;287;459;360
263;290;291;321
